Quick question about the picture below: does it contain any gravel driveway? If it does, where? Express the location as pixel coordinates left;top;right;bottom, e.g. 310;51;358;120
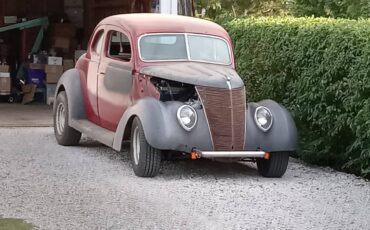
0;128;369;229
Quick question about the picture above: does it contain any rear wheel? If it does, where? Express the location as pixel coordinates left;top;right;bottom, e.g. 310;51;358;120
130;117;161;177
257;152;290;178
53;91;81;146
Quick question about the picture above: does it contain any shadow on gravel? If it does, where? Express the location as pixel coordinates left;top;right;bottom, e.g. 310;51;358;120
77;140;261;179
0;218;35;230
159;159;260;179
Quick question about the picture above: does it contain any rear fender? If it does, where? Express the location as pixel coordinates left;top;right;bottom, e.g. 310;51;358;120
54;69;86;120
113;97;213;152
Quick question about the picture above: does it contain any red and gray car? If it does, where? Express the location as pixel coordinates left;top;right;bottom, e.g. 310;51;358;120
53;14;297;177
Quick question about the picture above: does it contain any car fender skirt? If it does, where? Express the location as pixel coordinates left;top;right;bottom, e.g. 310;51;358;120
54;69;86;120
245;100;298;152
113;98;213;152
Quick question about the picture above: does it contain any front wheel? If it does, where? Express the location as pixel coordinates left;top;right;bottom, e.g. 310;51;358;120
130;117;161;177
53;91;81;146
257;152;290;178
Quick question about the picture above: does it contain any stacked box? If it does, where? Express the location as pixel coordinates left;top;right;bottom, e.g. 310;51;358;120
50;23;77;53
0;65;9;72
45;65;63;83
0;65;11;95
3;16;17;24
48;56;63;65
63;59;74;71
46;84;57;105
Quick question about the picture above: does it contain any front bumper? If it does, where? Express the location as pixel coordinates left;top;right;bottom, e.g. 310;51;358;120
191;149;269;159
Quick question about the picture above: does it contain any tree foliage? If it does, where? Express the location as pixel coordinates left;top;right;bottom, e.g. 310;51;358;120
196;0;370;19
294;0;370;19
195;0;292;18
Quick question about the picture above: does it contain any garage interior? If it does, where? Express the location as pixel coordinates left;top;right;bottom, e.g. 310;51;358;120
0;0;193;127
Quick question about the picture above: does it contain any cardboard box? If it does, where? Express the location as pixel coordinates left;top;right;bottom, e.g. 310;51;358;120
63;59;74;71
51;23;76;38
29;63;45;70
47;57;63;66
45;65;64;74
53;37;70;50
46;84;57;105
47;72;63;83
0;65;10;72
21;84;37;104
45;65;64;83
4;16;17;24
0;75;11;95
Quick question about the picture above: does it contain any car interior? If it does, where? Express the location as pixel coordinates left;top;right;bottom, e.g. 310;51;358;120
109;31;131;61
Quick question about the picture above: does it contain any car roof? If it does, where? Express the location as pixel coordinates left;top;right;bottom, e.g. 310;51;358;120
98;13;230;39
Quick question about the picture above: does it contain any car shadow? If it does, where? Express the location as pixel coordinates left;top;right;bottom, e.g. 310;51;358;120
159;159;261;180
78;139;261;179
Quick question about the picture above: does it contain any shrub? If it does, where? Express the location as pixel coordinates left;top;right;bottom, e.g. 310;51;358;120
218;17;370;178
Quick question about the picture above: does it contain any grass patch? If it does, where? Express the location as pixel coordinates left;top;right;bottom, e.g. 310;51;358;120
0;218;34;230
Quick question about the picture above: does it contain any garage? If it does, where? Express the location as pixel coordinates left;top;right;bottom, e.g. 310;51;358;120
0;0;194;126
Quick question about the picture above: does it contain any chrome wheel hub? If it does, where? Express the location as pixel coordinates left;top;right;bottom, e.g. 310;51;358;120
56;102;66;135
132;126;140;165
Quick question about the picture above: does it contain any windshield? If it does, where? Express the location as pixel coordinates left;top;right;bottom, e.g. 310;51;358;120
139;34;231;65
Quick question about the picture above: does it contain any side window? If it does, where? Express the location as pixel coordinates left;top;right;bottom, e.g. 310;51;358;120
92;30;104;56
108;31;131;61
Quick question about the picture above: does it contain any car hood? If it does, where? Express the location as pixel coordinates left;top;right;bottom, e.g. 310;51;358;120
140;63;244;89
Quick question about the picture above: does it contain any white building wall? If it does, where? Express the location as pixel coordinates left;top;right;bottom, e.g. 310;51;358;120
160;0;178;15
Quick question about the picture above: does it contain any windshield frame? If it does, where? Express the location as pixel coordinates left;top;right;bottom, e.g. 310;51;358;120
138;33;232;66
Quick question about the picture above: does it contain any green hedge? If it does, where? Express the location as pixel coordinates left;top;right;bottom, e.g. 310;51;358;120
218;17;370;178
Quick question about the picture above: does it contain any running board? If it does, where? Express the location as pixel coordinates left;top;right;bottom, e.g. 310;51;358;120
69;119;115;148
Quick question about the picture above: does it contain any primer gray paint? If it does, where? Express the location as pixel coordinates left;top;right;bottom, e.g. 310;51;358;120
113;98;214;152
54;69;86;120
244;100;298;152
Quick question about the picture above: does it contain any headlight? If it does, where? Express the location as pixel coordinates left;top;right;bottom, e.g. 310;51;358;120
177;105;197;131
254;106;273;132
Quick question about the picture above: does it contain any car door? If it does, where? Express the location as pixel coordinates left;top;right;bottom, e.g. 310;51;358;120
97;27;134;131
86;28;105;124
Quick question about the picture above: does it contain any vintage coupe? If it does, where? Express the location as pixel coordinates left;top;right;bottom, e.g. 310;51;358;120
53;14;297;177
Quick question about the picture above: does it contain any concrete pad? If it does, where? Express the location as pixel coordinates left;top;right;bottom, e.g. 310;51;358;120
0;103;53;127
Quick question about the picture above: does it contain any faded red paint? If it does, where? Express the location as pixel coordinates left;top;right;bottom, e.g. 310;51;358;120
76;56;100;124
77;14;235;131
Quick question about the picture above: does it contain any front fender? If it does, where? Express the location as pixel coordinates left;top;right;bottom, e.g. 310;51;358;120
54;69;86;120
113;98;213;152
245;100;298;152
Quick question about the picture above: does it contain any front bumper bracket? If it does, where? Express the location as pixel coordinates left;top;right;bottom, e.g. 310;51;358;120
191;149;268;159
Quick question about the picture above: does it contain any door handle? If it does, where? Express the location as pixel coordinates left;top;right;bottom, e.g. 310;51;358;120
99;72;105;75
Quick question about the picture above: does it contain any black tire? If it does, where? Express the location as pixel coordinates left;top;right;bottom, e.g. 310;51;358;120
53;91;81;146
130;117;161;177
8;96;14;103
257;152;290;178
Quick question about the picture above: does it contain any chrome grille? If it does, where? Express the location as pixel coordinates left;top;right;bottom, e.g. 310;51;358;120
196;86;246;151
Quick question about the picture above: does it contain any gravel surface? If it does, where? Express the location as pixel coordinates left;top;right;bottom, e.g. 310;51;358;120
0;128;369;230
